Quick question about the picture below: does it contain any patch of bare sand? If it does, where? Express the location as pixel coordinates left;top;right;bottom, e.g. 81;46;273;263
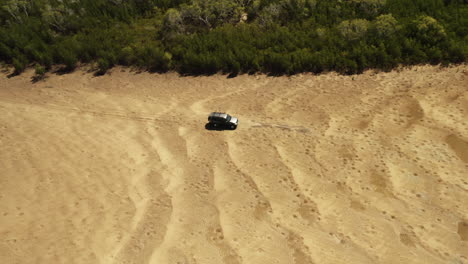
0;65;467;264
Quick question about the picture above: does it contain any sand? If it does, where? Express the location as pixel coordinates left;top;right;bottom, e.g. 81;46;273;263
0;65;467;264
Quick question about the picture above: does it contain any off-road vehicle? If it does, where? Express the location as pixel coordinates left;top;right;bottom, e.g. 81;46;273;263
208;112;238;130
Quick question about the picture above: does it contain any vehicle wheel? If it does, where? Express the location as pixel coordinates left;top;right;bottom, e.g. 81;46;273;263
231;125;236;130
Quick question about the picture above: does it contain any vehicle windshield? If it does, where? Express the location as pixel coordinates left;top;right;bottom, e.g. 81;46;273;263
226;115;231;122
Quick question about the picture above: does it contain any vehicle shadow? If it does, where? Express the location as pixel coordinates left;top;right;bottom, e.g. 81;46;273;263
205;123;226;131
205;123;237;131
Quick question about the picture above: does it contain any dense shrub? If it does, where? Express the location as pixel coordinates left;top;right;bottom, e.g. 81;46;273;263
0;0;466;75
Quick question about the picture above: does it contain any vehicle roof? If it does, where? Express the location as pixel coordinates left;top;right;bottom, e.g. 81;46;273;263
209;112;229;119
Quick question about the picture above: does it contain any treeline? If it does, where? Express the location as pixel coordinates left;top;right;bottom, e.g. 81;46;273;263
0;0;466;76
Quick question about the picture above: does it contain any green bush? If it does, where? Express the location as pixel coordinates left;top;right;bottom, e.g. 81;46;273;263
119;46;136;65
34;65;46;79
97;58;111;75
12;58;26;74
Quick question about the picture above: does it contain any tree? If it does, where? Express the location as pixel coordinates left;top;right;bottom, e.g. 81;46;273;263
374;14;398;37
41;3;71;32
411;15;447;45
338;19;370;40
281;0;316;21
349;0;386;17
180;0;243;28
2;0;31;23
256;3;281;27
162;8;184;38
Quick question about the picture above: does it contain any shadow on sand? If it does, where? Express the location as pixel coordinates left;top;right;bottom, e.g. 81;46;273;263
205;123;236;131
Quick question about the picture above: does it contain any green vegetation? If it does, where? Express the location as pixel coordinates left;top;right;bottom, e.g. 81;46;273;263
0;0;466;75
34;64;46;78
